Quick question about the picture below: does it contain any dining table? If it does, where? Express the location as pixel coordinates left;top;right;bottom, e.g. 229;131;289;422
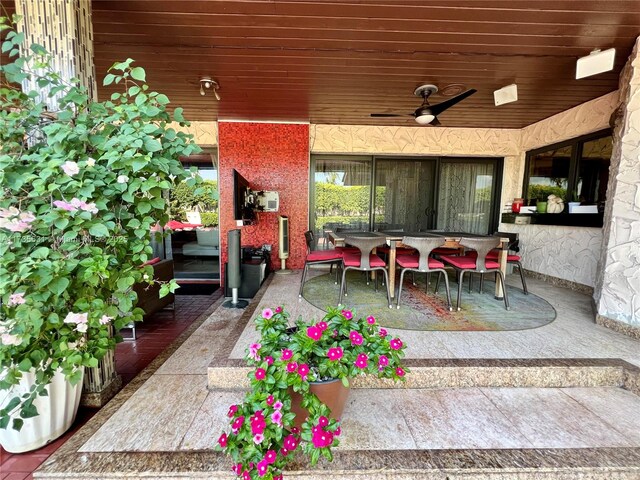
325;230;510;300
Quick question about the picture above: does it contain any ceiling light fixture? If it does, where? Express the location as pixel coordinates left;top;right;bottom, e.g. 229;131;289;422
493;84;518;106
199;77;221;100
576;48;616;79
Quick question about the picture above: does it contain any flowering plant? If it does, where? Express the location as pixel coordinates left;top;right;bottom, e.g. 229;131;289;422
217;305;408;479
0;17;200;430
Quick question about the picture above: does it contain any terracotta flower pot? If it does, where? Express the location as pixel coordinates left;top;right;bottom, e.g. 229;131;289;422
289;378;350;429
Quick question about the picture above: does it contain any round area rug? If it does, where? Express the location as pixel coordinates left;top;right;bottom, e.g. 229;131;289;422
302;272;556;331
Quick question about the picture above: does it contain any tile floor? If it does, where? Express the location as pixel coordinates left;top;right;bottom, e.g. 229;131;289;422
0;292;219;480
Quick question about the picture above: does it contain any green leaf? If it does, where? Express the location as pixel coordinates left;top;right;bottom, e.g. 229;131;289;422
156;93;170;105
54;217;69;229
144;138;162;152
89;224;109;237
137;202;151;214
12;418;24;431
103;73;116;86
49;277;69;295
173;107;185;122
341;376;350;387
18;358;32;372
130;66;146;82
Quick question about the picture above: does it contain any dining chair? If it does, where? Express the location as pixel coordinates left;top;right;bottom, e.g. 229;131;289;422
395;237;452;310
485;232;528;294
339;236;392;308
439;237;510;311
299;231;343;299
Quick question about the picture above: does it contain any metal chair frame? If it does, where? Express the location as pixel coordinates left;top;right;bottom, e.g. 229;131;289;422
396;237;453;310
299;230;343;299
440;237;510;311
338;236;392;308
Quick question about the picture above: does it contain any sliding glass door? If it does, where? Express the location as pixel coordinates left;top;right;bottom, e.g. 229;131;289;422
310;155;502;239
373;158;437;231
436;159;499;234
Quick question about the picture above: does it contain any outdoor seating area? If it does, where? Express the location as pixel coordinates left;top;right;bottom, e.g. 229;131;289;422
1;1;640;479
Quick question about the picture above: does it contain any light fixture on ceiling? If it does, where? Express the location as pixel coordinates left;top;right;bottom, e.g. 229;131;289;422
199;77;221;100
576;48;616;79
493;84;518;106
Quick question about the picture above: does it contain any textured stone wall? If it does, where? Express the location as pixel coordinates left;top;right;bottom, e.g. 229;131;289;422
596;38;640;328
169;121;218;147
500;224;603;289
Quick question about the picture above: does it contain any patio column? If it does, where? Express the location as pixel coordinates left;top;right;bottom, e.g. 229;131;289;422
15;0;122;406
595;36;640;337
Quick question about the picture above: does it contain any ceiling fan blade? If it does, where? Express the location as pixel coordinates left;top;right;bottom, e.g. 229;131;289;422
428;89;477;116
370;113;413;117
431;117;441;126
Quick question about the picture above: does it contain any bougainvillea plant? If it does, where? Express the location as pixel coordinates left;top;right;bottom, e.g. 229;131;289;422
0;16;200;430
217;306;408;479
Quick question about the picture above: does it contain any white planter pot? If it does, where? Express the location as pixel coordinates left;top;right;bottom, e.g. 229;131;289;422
0;367;84;453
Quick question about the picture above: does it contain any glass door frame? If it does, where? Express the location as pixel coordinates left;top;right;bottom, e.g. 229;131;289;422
310;154;504;235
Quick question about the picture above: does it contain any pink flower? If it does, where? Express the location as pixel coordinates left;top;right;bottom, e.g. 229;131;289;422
257;458;268;476
349;330;363;346
286;362;298;373
317;321;328;331
255;368;266;380
273;400;283;411
281;349;293;360
291;426;300;434
117;174;129;184
53;200;75;212
262;308;273;319
366;315;376;324
341;309;353;320
390;338;403;350
396;367;405;377
275;306;283;313
218;432;228;447
312;430;334;448
232;463;242;475
61;160;79;176
228;405;238;418
354;353;368;369
63;312;88;325
327;347;343;361
8;292;25;306
284;434;298;451
249;343;261;361
76;323;88;333
1;333;21;346
335;426;342;436
99;315;112;325
280;447;289;457
265;449;277;464
265;356;274;366
266;395;274;406
243;472;251;480
274;475;283;480
318;416;329;427
379;328;388;337
298;363;309;379
251;420;266;435
378;355;389;370
232;416;244;433
253;433;265;445
306;325;322;341
271;410;283;426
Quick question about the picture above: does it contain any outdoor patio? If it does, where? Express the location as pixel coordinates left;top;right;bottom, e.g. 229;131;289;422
33;271;640;479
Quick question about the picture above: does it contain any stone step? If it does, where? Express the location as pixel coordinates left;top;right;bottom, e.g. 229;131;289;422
208;358;640;391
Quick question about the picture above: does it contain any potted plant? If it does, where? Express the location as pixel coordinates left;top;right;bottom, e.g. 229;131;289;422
0;17;200;451
217;306;408;479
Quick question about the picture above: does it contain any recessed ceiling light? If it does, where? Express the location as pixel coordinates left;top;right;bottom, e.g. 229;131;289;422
494;84;518;106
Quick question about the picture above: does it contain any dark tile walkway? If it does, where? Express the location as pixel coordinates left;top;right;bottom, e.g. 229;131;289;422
0;292;220;479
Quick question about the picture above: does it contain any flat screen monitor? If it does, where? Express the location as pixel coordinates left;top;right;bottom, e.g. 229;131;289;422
233;169;256;223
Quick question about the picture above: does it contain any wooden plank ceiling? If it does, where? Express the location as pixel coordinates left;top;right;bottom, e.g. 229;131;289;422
11;1;640;128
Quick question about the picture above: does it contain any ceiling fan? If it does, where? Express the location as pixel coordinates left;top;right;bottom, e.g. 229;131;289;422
371;84;477;126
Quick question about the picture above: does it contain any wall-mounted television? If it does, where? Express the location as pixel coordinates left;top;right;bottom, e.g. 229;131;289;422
233;169;257;224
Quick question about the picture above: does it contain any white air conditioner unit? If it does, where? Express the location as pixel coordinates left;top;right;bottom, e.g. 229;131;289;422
276;215;293;274
257;191;279;212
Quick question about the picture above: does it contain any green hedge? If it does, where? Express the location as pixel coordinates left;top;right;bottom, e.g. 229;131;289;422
200;212;219;227
527;184;567;202
170;180;218;222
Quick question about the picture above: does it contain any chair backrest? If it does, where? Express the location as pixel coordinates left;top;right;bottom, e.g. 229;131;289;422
401;236;446;270
494;231;520;252
304;230;315;254
344;235;386;269
460;237;501;271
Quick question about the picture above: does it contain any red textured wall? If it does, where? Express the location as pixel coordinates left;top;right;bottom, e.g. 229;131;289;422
218;122;309;284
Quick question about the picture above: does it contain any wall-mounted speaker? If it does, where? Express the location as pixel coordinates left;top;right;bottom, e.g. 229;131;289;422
276;215;293;274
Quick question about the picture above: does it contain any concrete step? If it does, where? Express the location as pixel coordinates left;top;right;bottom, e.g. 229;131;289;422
208;357;640;391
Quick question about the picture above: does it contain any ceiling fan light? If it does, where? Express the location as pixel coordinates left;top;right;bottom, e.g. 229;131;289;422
415;114;435;125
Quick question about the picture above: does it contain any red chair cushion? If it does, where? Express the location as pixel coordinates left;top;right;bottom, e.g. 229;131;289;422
141;257;161;267
486;251;521;262
343;252;386;268
396;254;444;270
307;250;343;262
441;254;500;270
